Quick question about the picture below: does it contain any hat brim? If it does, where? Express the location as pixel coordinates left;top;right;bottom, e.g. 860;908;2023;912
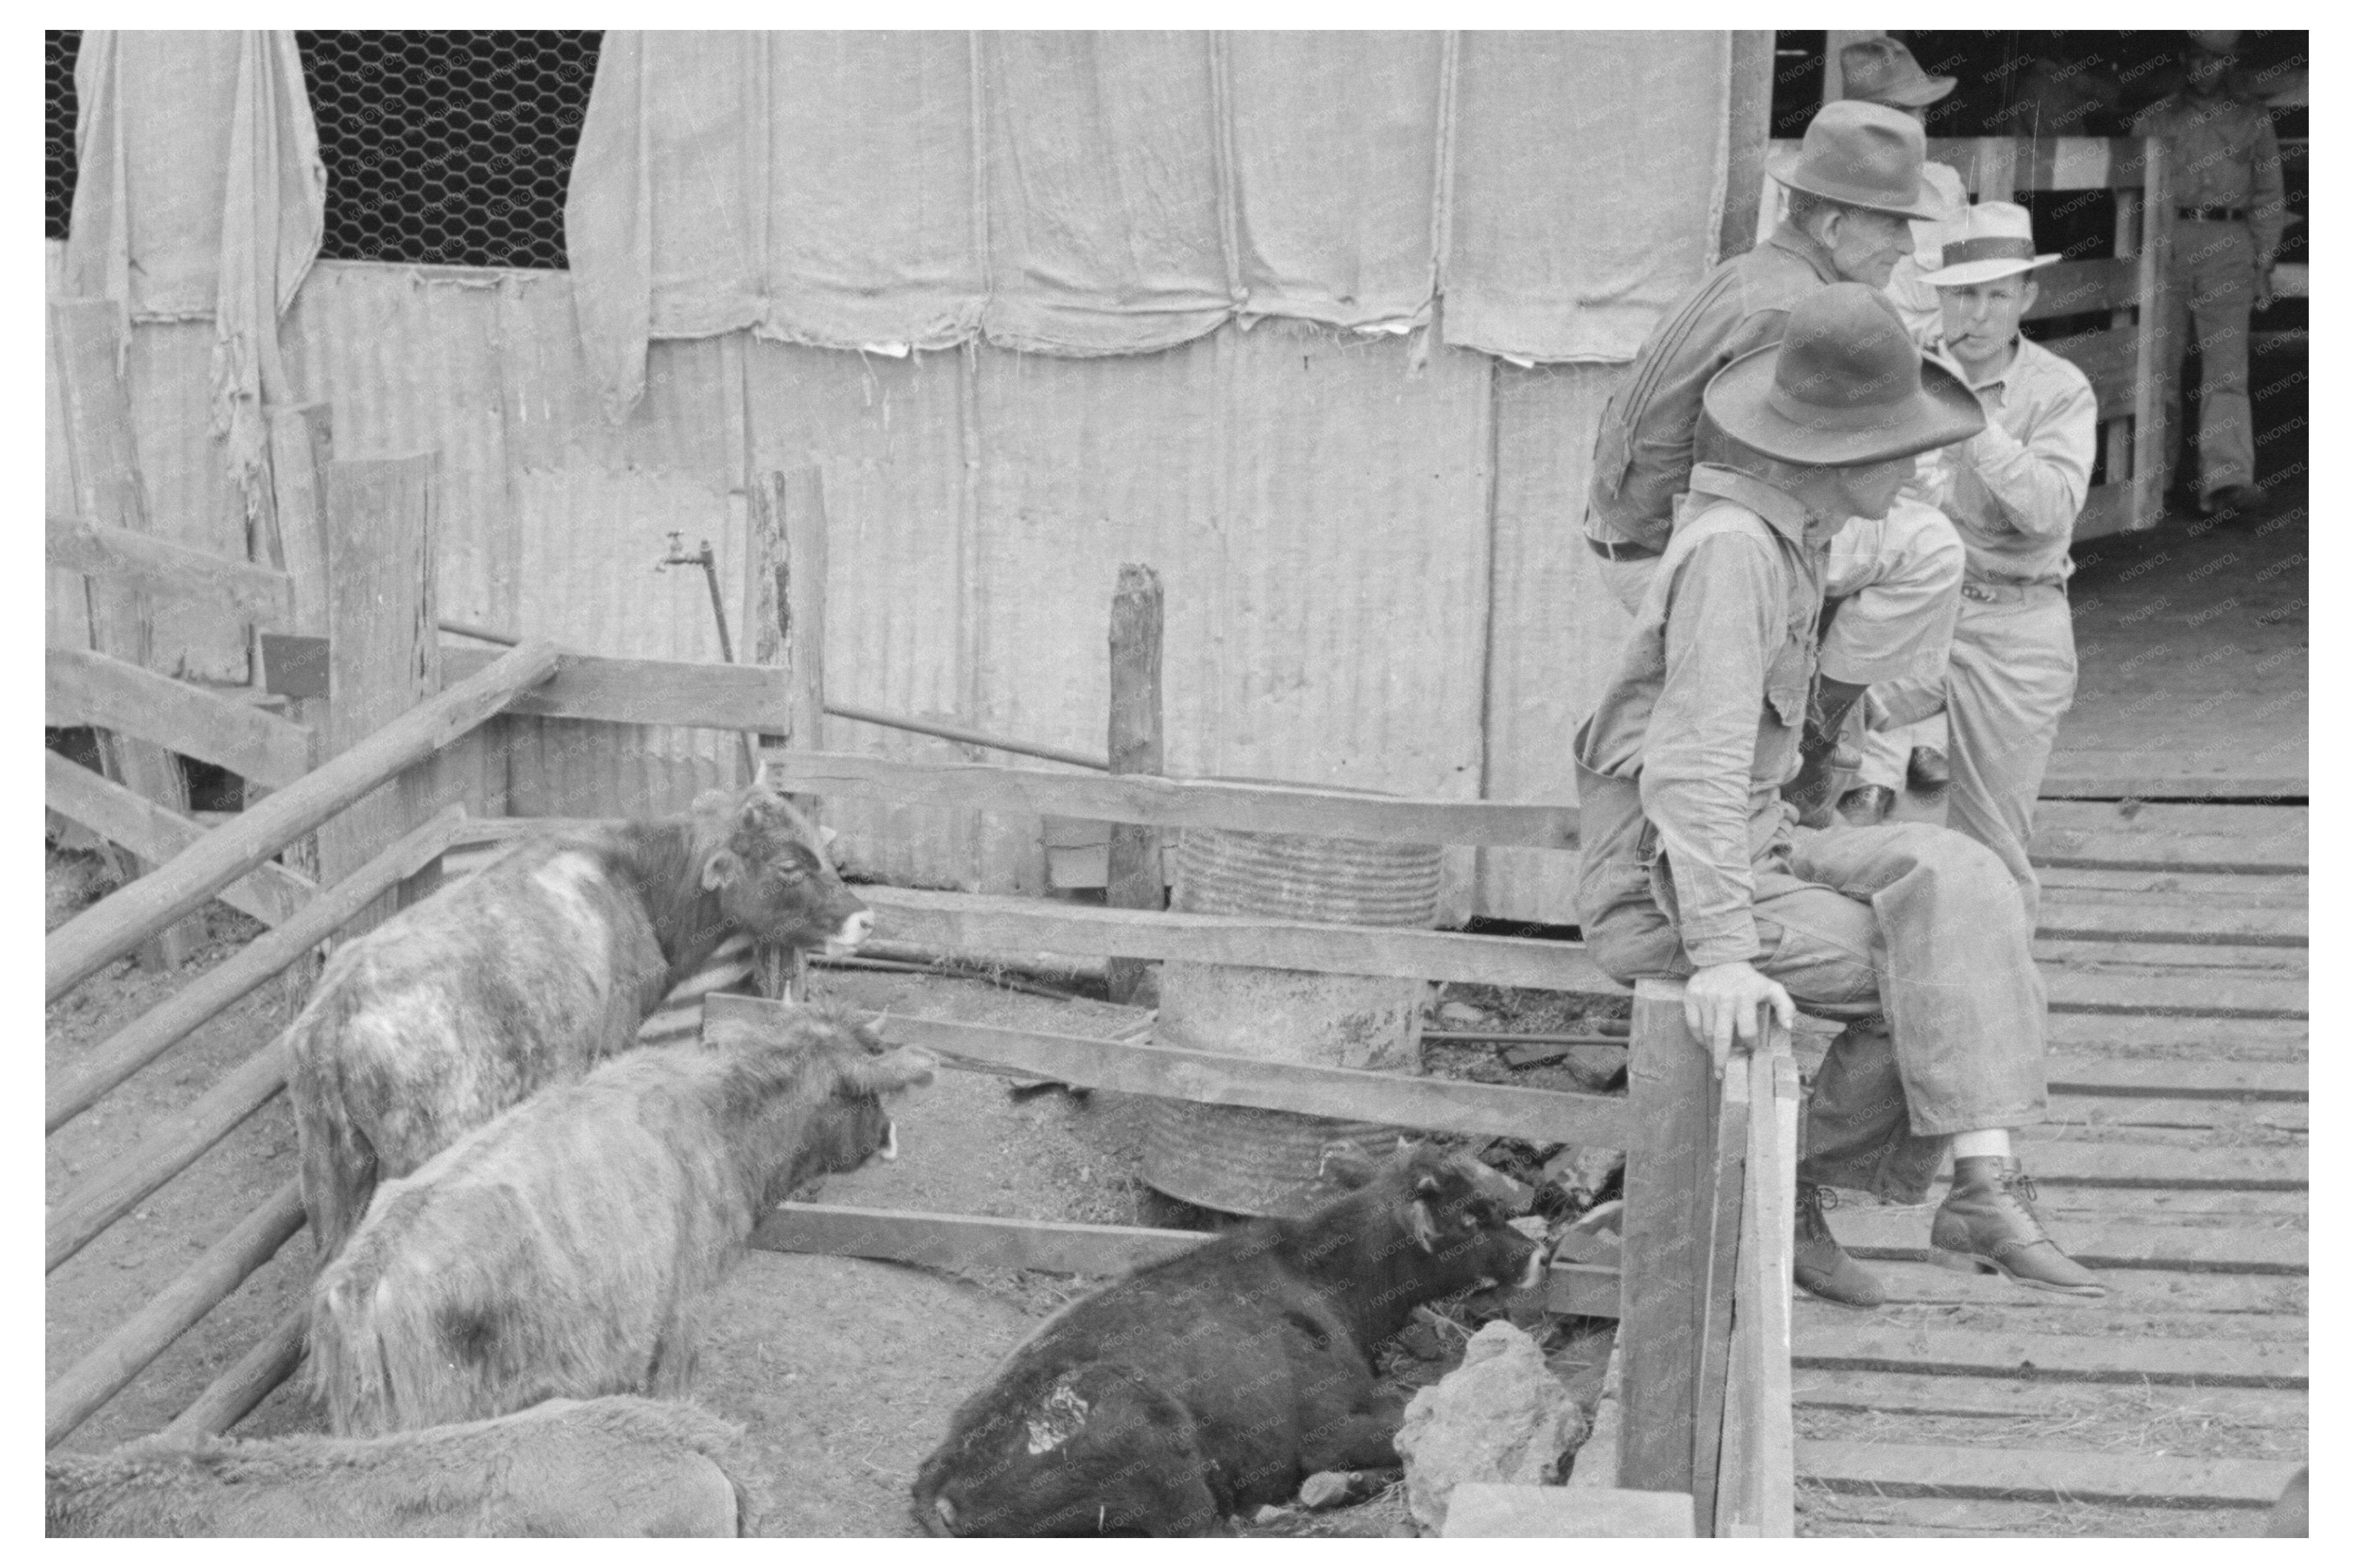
1702;343;1986;467
1768;151;1947;222
1856;73;1956;108
1917;252;2063;288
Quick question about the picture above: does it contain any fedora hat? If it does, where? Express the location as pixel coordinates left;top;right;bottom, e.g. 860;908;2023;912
1839;37;1956;109
1704;283;1984;466
1769;101;1945;221
1916;202;2062;287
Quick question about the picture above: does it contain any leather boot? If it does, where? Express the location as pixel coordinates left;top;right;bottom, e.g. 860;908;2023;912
1906;746;1950;789
1793;1183;1885;1307
1782;677;1870;827
1930;1155;2105;1297
1840;783;1896;826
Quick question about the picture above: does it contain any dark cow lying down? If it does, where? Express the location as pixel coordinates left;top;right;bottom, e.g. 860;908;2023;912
289;772;871;1263
46;1397;754;1537
913;1141;1544;1536
310;1007;932;1436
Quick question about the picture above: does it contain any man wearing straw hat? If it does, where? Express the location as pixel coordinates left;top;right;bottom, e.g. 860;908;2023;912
1842;204;2095;930
1585;99;1964;827
2131;30;2286;520
1574;283;2107;1306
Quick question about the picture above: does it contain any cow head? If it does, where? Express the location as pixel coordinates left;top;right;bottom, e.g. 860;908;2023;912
734;1009;935;1203
692;771;874;954
1342;1141;1546;1307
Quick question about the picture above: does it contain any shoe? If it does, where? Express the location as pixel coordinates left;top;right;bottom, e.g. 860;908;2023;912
1929;1155;2106;1297
1840;783;1896;826
1906;747;1950;789
1793;1183;1886;1307
2201;482;2269;521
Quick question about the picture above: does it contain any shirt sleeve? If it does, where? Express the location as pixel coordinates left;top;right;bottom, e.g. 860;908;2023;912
2249;109;2289;266
1637;528;1783;968
1954;367;2097;540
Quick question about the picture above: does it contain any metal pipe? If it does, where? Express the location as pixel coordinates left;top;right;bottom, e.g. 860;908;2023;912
819;700;1111;772
437;619;519;646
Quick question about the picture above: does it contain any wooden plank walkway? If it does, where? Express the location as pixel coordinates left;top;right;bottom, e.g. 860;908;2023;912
1795;802;2307;1536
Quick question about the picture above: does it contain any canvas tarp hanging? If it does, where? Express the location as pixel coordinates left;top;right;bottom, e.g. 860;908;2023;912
565;30;1739;416
64;29;324;495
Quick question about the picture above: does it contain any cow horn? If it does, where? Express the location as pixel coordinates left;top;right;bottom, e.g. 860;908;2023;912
845;1047;936;1095
752;757;771;790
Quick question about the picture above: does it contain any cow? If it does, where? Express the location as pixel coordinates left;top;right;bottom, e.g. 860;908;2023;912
307;1006;932;1436
46;1397;756;1537
911;1140;1546;1537
288;769;873;1265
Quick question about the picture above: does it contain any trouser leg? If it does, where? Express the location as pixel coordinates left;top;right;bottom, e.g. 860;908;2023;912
2157;244;2195;496
2187;223;2258;496
1942;593;2078;925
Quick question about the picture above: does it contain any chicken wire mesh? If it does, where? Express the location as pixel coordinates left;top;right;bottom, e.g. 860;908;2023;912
47;30;81;240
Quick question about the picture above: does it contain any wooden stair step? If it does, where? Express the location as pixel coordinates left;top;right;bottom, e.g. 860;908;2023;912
1798;1490;2286;1535
2045;1056;2305;1100
2041;964;2305;1020
1852;1260;2304;1317
1826;1210;2305;1274
2030;802;2306;875
1797;1440;2303;1508
1792;1325;2305;1388
1793;1370;2308;1428
2003;1139;2305;1189
2045;1013;2306;1058
2043;1095;2307;1133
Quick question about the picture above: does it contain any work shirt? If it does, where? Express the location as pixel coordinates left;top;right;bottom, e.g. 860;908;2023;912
1574;464;1829;968
2130;90;2289;264
1919;335;2097;586
1584;222;1840;551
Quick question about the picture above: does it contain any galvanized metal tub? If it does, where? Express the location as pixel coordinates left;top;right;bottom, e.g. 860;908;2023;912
1142;807;1442;1218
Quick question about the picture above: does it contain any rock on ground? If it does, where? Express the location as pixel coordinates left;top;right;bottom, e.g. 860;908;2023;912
1394;1320;1585;1536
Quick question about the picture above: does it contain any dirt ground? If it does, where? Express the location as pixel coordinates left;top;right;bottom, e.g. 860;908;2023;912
43;844;1621;1537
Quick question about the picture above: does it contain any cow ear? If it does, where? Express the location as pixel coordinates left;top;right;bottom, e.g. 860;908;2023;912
818;824;839;849
702;849;746;891
1318;1145;1379;1189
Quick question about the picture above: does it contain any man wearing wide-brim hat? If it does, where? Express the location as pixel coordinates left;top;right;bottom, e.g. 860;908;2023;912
1836;37;1971;346
1585;99;1966;827
2131;30;2286;520
1574;283;2107;1305
1840;203;2096;929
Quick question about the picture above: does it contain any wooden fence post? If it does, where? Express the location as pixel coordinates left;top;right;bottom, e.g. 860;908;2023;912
49;297;198;971
318;454;440;937
1106;564;1165;1006
1618;978;1712;1512
2131;138;2174;531
259;404;335;938
749;467;831;1001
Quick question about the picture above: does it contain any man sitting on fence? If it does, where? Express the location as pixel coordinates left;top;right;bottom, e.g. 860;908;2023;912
1583;98;1964;827
1572;283;2106;1305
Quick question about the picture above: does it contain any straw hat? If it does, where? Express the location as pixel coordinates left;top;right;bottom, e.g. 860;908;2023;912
1916;203;2062;288
1703;284;1985;466
1839;37;1956;109
1769;101;1947;222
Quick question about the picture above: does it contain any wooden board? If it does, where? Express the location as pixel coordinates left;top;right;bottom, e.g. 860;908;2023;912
2035;876;2306;946
2041;960;2305;1020
2041;1095;2307;1133
2038;324;2135;410
1858;1260;2303;1318
1617;979;1715;1497
1792;1325;2305;1388
1826;1211;2305;1274
2043;1057;2305;1100
855;885;1620;992
708;993;1639;1150
755;1202;1207;1277
2027;263;2140;323
2044;1012;2306;1059
2039;755;2306;800
45;751;315;931
763;748;1582;851
1796;1440;2303;1509
2030;803;2306;875
1796;1492;2287;1535
1791;1371;2307;1429
46;513;295;631
2004;1138;2305;1190
442;645;794;733
48;646;315;789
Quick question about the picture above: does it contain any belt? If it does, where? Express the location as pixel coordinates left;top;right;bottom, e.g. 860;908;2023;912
2176;205;2249;223
1960;578;2065;604
1587;535;1664;563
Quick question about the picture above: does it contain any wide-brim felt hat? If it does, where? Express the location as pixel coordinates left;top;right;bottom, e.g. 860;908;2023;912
1768;100;1946;221
1840;37;1957;109
1916;200;2063;287
1704;283;1985;466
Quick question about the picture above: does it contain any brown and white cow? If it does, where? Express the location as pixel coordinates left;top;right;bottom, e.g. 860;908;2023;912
912;1141;1544;1537
307;1006;931;1436
288;772;871;1264
46;1396;755;1537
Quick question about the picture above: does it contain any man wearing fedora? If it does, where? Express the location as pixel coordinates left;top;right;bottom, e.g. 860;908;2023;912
2132;31;2287;520
1574;283;2107;1307
1585;99;1965;829
1842;204;2096;929
1837;36;1971;347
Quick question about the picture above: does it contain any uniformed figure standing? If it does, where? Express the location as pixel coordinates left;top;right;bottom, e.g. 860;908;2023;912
1848;204;2098;926
1574;283;2107;1306
2132;30;2288;519
1584;100;1964;826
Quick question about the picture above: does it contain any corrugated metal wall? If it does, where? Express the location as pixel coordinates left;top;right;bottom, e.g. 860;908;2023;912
48;245;1632;923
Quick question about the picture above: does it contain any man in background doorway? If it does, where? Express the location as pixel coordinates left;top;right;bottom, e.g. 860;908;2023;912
2132;31;2286;521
